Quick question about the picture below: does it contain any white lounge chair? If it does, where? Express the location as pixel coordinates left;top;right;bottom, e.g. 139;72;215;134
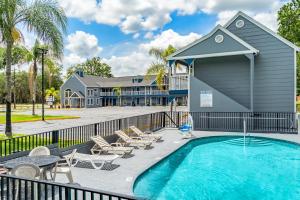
115;130;152;149
52;149;77;183
72;153;119;170
90;136;134;156
129;126;162;142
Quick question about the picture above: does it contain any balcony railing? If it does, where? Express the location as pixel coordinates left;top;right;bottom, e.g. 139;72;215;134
99;90;169;96
169;74;188;90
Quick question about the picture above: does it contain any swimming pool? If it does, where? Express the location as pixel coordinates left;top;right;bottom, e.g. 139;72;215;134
133;136;300;200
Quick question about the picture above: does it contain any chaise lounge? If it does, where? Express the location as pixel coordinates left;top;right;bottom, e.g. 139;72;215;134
90;136;134;156
115;130;152;149
129;126;162;142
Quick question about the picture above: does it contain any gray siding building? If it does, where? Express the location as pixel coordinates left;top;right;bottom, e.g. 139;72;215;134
168;11;299;113
60;72;187;108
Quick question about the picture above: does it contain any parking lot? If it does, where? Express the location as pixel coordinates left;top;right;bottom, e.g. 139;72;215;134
0;106;187;134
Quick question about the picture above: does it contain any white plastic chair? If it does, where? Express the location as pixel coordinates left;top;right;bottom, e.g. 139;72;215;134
11;164;40;200
52;149;77;183
29;146;50;157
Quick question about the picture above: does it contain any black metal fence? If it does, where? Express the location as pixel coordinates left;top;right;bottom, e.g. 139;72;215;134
0;112;298;157
0;174;137;200
0;112;165;157
164;111;298;134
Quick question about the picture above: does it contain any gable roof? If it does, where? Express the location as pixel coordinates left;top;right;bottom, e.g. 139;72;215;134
74;74;158;88
224;11;300;52
168;25;259;60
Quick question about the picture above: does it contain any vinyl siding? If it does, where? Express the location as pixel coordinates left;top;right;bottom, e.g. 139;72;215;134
60;75;86;107
176;29;249;57
194;55;250;109
189;76;249;112
227;16;295;112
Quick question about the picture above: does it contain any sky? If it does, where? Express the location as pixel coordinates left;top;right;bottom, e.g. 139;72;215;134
22;0;289;77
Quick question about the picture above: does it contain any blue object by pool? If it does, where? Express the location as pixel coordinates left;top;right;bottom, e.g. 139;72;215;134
179;124;192;133
133;136;300;200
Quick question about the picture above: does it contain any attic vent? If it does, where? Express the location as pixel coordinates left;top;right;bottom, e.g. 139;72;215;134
236;19;245;28
215;35;224;43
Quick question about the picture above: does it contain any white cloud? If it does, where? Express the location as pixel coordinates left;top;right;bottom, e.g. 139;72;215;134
66;31;102;57
104;52;153;76
144;32;154;39
215;1;283;31
63;31;102;68
104;29;201;76
58;0;284;34
140;29;201;51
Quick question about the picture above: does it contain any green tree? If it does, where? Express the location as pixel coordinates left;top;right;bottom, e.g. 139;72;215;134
46;87;59;108
0;0;66;136
113;87;122;106
145;45;177;90
66;57;113;78
278;0;300;95
27;40;64;115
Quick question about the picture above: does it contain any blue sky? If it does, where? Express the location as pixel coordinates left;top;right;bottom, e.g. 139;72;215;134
22;0;287;76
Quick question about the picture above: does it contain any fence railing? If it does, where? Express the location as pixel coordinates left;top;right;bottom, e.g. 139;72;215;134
164;111;297;134
169;74;188;90
99;90;169;96
0;174;138;200
0;112;166;157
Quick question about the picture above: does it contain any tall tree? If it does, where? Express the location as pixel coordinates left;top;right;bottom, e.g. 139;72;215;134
27;40;62;115
66;57;113;78
278;0;300;94
0;0;67;136
145;45;177;90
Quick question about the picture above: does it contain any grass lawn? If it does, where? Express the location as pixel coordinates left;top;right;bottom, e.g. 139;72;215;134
0;133;25;140
0;114;79;124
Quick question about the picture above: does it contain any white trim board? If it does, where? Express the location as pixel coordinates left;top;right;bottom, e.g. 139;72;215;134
167;25;258;60
170;50;255;60
224;11;300;52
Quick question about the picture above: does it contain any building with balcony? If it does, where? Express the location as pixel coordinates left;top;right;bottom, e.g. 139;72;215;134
168;11;299;113
60;71;188;108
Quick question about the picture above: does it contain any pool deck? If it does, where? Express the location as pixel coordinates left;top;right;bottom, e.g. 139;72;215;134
55;129;300;197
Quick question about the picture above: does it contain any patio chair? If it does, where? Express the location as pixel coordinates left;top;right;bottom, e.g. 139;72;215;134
29;146;50;156
52;149;77;183
90;136;134;156
129;126;162;142
11;164;40;200
72;153;119;170
115;130;152;149
29;146;52;179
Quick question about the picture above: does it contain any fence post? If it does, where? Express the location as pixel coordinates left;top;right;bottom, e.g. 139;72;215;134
177;112;180;127
150;113;153;131
162;112;166;128
94;124;98;136
52;130;59;144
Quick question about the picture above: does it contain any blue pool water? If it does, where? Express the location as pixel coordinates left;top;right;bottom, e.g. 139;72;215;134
133;136;300;200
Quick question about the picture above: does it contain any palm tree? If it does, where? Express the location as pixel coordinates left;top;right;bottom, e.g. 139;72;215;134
145;45;177;90
113;87;122;106
0;0;67;137
46;87;59;108
27;40;63;115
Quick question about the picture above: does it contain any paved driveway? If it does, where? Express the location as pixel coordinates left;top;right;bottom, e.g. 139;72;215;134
1;106;187;134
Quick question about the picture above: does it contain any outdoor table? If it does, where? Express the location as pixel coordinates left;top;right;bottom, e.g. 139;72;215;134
4;155;60;179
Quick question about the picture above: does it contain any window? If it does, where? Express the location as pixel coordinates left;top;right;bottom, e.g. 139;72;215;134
87;89;94;97
64;89;72;98
215;35;224;43
236;19;245;28
87;98;94;105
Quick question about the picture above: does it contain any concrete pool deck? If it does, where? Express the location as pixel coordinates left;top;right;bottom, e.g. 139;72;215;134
55;129;300;197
